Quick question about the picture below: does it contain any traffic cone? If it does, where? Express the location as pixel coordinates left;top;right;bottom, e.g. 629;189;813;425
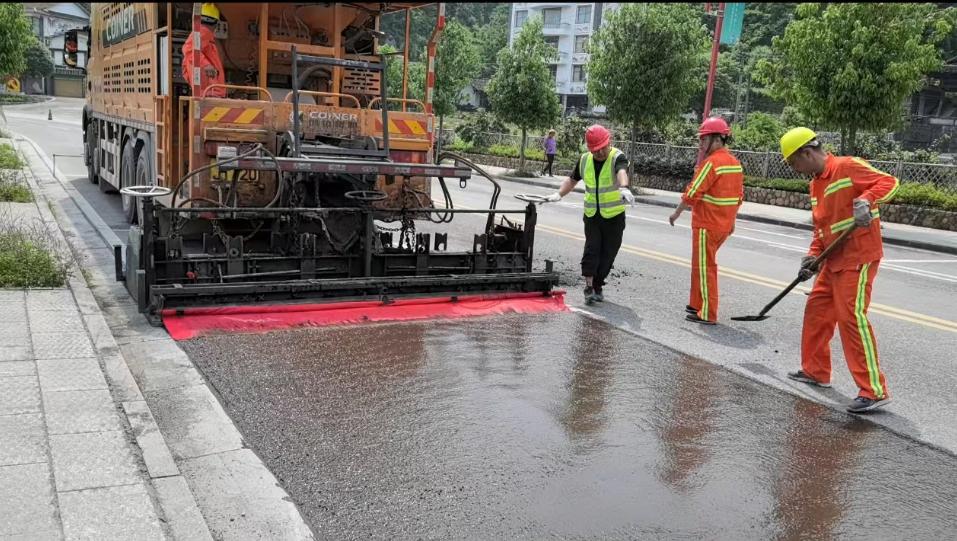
48;109;52;120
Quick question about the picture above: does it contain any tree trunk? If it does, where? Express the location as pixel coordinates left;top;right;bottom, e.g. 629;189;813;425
436;115;445;164
847;124;857;156
629;119;638;179
840;127;847;155
519;127;527;172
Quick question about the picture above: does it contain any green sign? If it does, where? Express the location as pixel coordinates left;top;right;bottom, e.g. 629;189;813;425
720;3;746;46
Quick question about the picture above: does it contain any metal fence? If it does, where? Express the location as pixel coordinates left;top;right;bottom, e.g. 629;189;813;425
439;131;957;194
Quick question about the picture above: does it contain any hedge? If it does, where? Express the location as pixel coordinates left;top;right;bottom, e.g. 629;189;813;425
742;176;957;212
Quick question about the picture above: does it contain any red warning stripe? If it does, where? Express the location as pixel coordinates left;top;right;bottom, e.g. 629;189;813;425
375;118;428;136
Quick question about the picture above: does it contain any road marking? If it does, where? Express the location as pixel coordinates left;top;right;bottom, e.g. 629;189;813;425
885;259;957;263
445;202;957;333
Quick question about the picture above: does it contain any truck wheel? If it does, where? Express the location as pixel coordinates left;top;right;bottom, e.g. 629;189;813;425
85;123;98;184
133;142;153;225
120;139;137;224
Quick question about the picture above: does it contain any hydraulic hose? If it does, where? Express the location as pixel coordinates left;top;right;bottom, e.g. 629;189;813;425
171;143;265;208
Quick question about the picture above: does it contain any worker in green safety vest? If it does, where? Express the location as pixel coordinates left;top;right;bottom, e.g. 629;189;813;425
546;125;635;304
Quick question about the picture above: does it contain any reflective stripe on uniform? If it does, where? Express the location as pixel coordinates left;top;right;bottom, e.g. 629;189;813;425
877;178;901;204
699;229;709;319
715;165;743;175
811;197;818;207
701;194;740;206
824;177;853;197
687;162;713;198
598;185;620;195
855;263;885;398
830;209;880;233
584;200;625;210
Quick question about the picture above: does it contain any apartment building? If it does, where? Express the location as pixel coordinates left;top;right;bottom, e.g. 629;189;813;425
508;2;618;114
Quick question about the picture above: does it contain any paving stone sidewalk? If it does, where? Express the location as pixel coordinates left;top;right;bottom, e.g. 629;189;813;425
0;140;211;541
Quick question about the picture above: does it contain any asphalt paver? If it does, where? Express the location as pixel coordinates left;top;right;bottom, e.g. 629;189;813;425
181;312;957;540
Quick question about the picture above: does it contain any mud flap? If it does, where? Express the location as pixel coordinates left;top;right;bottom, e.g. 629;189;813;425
124;225;147;312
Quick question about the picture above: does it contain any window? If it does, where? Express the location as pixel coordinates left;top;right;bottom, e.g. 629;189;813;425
31;17;43;39
548;65;558;81
574;35;588;53
544;36;559;55
542;8;562;28
576;5;592;24
572;65;586;82
515;10;528;28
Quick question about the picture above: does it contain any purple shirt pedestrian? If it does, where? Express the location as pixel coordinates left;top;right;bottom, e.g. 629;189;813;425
544;136;557;156
542;131;558;177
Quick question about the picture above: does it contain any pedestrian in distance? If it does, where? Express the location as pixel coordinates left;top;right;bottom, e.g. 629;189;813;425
780;127;900;414
546;125;635;304
182;3;227;98
542;130;558;177
669;118;744;325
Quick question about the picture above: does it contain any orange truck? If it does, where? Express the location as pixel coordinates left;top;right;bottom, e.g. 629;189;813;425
81;2;561;323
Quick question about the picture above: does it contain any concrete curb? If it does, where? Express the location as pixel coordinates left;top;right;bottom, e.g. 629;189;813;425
12;135;215;541
12;133;316;540
495;174;957;256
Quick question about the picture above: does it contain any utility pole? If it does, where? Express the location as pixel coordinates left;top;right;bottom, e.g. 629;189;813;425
698;3;726;167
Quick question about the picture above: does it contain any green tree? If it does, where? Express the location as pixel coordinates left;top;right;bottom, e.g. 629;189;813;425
731;112;785;151
475;4;510;66
587;3;709;173
380;44;426;109
740;3;799;48
433;21;481;156
0;3;33;77
380;5;438;63
486;17;561;172
23;40;53;79
758;3;957;154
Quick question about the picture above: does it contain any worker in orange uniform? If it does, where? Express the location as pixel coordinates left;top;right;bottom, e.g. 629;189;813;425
780;127;900;414
182;3;226;99
669;117;744;325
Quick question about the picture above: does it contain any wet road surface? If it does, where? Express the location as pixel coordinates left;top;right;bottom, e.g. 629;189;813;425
181;312;957;540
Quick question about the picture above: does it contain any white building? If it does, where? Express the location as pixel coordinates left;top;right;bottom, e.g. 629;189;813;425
508;2;619;114
23;3;90;97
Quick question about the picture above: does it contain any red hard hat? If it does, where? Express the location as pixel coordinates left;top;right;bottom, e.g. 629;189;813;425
586;125;611;152
698;117;731;136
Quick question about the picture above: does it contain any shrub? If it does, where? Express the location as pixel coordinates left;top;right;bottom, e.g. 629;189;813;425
555;116;588;159
0;210;71;288
443;140;474;153
743;176;810;193
0;143;24;169
486;144;545;161
456;111;508;146
631;154;695;180
894;182;957;212
504;169;539;178
732;112;785;152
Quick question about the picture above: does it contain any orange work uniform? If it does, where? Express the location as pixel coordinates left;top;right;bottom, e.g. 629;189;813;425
802;154;900;400
182;26;226;98
681;148;744;322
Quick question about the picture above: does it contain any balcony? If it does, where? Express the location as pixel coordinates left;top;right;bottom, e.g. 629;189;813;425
527;2;573;8
573;23;593;35
542;22;571;34
572;52;589;64
568;83;587;95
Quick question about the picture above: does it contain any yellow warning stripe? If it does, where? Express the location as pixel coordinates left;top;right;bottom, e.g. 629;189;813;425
202;107;231;122
407;121;427;135
233;109;263;124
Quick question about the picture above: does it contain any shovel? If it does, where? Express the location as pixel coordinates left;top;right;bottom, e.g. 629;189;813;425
730;224;858;322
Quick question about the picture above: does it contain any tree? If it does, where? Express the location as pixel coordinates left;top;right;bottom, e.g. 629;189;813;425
486;17;561;172
731;112;785;151
587;3;709;174
0;3;33;78
23;40;53;79
475;4;510;66
380;5;438;63
433;21;481;156
740;3;799;48
380;44;426;109
758;3;957;154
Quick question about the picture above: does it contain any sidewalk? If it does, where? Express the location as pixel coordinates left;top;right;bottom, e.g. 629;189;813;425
481;164;957;256
2;137;314;540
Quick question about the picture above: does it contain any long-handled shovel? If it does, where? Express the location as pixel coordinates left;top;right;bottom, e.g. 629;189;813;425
730;224;858;322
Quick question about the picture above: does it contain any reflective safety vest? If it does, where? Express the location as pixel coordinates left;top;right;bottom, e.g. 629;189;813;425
582;148;625;219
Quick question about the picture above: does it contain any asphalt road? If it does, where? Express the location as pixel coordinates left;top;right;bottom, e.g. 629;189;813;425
7;97;957;536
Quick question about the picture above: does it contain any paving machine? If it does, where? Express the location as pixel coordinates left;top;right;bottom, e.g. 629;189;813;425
84;3;563;333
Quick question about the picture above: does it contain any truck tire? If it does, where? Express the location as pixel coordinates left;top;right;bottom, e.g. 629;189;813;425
85;122;98;184
133;140;153;225
120;139;137;224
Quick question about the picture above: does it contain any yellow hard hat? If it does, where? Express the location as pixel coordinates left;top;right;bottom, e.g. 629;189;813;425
780;127;818;160
201;3;220;23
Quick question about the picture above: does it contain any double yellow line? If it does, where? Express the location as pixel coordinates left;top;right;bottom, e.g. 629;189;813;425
448;204;957;333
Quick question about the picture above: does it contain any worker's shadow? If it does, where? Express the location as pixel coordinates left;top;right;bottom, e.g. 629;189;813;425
585;301;643;334
681;320;765;350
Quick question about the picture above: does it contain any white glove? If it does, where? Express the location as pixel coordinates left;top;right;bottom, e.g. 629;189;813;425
853;198;872;228
619;187;635;205
545;192;562;203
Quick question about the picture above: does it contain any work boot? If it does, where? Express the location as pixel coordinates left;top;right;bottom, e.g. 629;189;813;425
685;305;698;315
787;370;831;388
847;396;892;414
584;286;598;305
593;286;604;302
685;313;716;325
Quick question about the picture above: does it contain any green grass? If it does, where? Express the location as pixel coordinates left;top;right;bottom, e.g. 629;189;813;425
0;230;69;288
0;183;33;202
0;143;24;169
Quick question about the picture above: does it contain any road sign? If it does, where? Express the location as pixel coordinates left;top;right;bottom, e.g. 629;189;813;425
720;3;746;45
5;78;20;93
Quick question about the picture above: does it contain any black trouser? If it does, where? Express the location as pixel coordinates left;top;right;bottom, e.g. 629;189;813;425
542;154;555;176
581;212;626;291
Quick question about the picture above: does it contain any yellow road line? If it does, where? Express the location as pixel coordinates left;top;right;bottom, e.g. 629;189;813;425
444;203;957;333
